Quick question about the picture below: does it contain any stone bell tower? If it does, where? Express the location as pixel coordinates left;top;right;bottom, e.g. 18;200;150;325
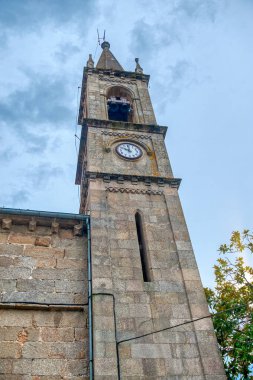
76;41;226;379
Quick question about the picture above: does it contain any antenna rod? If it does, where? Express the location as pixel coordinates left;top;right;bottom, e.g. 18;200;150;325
97;28;106;45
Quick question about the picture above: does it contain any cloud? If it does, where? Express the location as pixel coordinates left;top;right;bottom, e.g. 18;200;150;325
1;190;30;208
11;190;30;205
0;148;16;162
154;60;196;106
0;0;96;31
28;163;64;188
130;19;180;63
129;0;224;66
0;73;75;153
54;42;81;64
0;73;73;125
0;72;75;152
173;0;221;22
168;59;196;94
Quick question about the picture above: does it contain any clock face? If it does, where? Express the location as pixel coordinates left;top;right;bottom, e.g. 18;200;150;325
116;142;142;160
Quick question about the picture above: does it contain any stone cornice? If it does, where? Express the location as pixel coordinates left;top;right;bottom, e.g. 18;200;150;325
0;208;88;234
84;171;181;189
85;66;150;82
82;119;167;136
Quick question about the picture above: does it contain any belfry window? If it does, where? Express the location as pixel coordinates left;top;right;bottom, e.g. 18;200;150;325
135;212;151;282
107;87;133;122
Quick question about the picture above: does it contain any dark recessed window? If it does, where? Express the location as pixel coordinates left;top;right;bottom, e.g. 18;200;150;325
106;86;133;122
135;212;151;282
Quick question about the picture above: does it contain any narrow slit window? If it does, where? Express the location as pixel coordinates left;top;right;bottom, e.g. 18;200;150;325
135;212;151;282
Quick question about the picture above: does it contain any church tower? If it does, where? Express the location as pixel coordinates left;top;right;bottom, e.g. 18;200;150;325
76;42;225;379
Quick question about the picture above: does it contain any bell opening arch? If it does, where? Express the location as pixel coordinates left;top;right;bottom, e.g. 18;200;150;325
106;86;134;123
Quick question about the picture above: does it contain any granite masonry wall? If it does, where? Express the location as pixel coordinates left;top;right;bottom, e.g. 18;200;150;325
0;213;88;380
88;179;226;380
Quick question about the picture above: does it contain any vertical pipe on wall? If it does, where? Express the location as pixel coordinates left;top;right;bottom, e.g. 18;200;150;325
86;218;93;379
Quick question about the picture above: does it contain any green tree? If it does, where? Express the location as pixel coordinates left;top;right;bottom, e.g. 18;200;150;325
205;230;253;380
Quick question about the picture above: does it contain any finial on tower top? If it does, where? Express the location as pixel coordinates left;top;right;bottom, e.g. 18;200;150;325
87;54;94;68
135;58;143;74
101;41;110;49
96;36;124;71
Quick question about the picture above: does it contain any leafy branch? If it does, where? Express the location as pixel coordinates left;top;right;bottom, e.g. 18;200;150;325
205;230;253;380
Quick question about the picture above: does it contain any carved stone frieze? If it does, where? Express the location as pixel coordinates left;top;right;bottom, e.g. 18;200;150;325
83;171;181;189
0;211;87;235
98;75;135;85
101;130;151;139
106;187;163;195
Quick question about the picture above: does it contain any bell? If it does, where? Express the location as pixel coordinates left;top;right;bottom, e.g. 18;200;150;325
109;103;119;113
121;103;129;113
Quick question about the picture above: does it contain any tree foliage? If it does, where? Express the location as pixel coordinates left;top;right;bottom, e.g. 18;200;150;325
205;230;253;379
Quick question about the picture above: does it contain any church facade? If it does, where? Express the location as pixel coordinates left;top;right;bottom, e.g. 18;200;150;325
0;42;225;379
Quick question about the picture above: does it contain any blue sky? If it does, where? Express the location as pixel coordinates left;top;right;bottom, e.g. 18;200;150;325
0;0;252;287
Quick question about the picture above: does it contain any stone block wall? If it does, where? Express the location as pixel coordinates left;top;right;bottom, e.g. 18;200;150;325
0;213;88;379
0;309;87;379
88;180;226;379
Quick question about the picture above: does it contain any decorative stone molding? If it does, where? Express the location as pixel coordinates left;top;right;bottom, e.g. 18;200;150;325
98;75;135;85
84;171;181;189
106;187;163;195
51;221;59;234
101;130;151;139
0;209;88;236
74;224;83;236
2;218;12;230
28;219;37;232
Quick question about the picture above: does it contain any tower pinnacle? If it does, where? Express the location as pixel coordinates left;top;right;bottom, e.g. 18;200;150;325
96;41;124;71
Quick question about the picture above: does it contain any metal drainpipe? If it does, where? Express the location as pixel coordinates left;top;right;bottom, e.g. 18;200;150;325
86;217;93;379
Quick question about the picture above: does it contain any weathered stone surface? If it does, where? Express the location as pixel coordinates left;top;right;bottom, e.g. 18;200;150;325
131;344;172;359
35;236;51;247
0;243;23;255
2;218;12;230
0;267;31;279
22;341;85;359
0;342;21;358
0;358;13;373
59;229;74;239
0;232;8;243
24;246;64;258
0;255;14;266
16;279;54;292
0;326;39;342
41;327;74;342
9;233;36;245
32;268;84;281
94;358;118;376
56;258;86;269
12;359;32;374
0;222;88;379
56;279;85;292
